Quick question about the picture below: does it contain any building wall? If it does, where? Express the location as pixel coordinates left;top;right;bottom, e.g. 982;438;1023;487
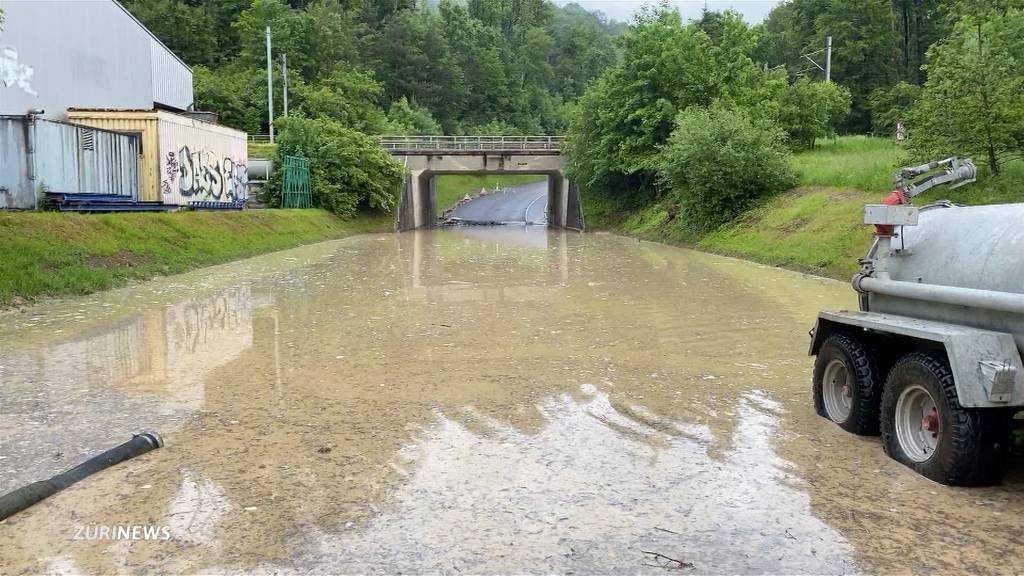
149;37;193;110
0;1;192;120
0;116;140;208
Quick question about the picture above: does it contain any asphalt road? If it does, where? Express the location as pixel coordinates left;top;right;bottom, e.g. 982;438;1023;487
448;181;548;225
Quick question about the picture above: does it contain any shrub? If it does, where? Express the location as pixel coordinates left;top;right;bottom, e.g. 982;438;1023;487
777;79;851;150
273;116;403;218
658;107;796;231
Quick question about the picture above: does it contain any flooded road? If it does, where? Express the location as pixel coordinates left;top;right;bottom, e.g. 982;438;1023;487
1;228;1023;574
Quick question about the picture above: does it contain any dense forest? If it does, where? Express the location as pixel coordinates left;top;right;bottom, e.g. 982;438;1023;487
123;0;1024;224
123;0;621;135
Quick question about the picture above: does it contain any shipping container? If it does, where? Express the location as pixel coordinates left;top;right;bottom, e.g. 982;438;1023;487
0;116;139;209
67;109;248;204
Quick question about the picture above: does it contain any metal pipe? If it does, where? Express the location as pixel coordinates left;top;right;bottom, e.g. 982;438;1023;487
855;276;1024;315
25;112;37;208
0;432;163;521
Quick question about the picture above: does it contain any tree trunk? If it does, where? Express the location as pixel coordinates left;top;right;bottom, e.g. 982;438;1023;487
976;21;1000;176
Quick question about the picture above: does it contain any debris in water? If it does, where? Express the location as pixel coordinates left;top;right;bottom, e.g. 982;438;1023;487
641;550;695;570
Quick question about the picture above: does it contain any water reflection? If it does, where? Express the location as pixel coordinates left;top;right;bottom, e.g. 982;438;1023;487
0;285;266;494
1;228;1022;574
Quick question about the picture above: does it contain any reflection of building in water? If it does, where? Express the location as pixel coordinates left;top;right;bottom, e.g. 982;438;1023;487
0;286;270;493
163;286;267;406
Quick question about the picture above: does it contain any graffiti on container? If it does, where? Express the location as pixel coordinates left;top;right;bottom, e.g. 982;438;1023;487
162;146;247;201
0;47;38;96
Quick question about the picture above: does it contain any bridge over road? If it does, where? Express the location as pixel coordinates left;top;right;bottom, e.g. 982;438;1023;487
382;136;584;231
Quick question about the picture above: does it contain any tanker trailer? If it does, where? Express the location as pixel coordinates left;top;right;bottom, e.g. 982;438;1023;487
809;157;1023;486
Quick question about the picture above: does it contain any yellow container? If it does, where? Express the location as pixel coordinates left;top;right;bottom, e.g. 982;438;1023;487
67;109;248;204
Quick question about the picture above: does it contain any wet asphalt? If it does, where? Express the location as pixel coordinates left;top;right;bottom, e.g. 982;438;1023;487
448;181;548;225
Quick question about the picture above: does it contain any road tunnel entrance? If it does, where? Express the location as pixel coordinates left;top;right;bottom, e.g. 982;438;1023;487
384;136;583;232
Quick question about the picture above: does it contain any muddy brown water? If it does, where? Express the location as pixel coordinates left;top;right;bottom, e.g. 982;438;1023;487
1;228;1023;575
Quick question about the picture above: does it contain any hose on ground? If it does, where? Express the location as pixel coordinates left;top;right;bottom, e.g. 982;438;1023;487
0;432;163;521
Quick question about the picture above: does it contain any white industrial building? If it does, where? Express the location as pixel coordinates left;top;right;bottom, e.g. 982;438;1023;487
0;0;193;119
0;0;248;210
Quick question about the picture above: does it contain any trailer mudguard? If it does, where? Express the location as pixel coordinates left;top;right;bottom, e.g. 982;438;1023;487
809;310;1024;408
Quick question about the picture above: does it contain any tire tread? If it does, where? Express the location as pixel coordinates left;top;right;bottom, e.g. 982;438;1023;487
881;351;1012;486
813;332;880;435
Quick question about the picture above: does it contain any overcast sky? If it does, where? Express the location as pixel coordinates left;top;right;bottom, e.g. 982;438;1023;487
555;1;784;24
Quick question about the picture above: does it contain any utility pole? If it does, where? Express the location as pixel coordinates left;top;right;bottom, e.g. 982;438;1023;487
281;53;289;117
801;36;834;82
825;36;832;83
265;26;274;143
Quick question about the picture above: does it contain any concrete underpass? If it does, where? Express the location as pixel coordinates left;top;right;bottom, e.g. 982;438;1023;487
384;136;584;231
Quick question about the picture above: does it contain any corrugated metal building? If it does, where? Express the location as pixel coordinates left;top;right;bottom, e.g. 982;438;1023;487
68;110;248;204
0;116;139;208
0;0;192;119
0;1;251;209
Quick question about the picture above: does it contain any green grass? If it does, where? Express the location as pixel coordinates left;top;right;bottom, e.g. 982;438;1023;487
434;174;547;213
587;136;1024;280
248;142;277;158
790;136;908;194
0;209;391;306
698;187;874;279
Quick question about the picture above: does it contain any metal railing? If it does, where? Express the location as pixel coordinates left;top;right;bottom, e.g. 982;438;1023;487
248;134;272;143
380;135;565;153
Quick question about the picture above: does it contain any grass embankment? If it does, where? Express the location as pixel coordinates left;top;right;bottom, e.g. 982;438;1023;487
435;174;547;213
0;209;391;307
248;142;277;158
592;136;1024;280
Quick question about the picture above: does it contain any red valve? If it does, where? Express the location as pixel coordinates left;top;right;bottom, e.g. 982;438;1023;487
874;189;907;236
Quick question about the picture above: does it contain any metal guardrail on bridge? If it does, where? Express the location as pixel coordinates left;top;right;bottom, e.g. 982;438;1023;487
380;135;565;154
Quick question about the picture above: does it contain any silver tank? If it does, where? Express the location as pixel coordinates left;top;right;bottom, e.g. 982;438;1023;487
865;202;1024;349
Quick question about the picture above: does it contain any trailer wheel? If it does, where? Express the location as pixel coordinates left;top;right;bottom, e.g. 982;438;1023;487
813;333;880;435
881;352;1013;486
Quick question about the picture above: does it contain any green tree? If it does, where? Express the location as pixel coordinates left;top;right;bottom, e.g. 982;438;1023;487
868;81;921;137
295;69;390;133
548;3;617;101
753;0;920;133
306;0;362;76
909;4;1024;173
384;97;443;135
566;7;719;195
274;116;403;217
234;0;314;79
778;79;851;149
193;64;268;133
658;107;795;231
121;0;219;66
370;9;465;131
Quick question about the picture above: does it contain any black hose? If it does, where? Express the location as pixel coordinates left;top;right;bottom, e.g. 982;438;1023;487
0;432;163;521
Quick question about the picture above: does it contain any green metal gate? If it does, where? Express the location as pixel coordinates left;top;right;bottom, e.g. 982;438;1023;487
281;156;312;208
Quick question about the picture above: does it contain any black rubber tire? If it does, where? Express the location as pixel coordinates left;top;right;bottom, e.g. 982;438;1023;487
813;332;881;435
880;352;1013;486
